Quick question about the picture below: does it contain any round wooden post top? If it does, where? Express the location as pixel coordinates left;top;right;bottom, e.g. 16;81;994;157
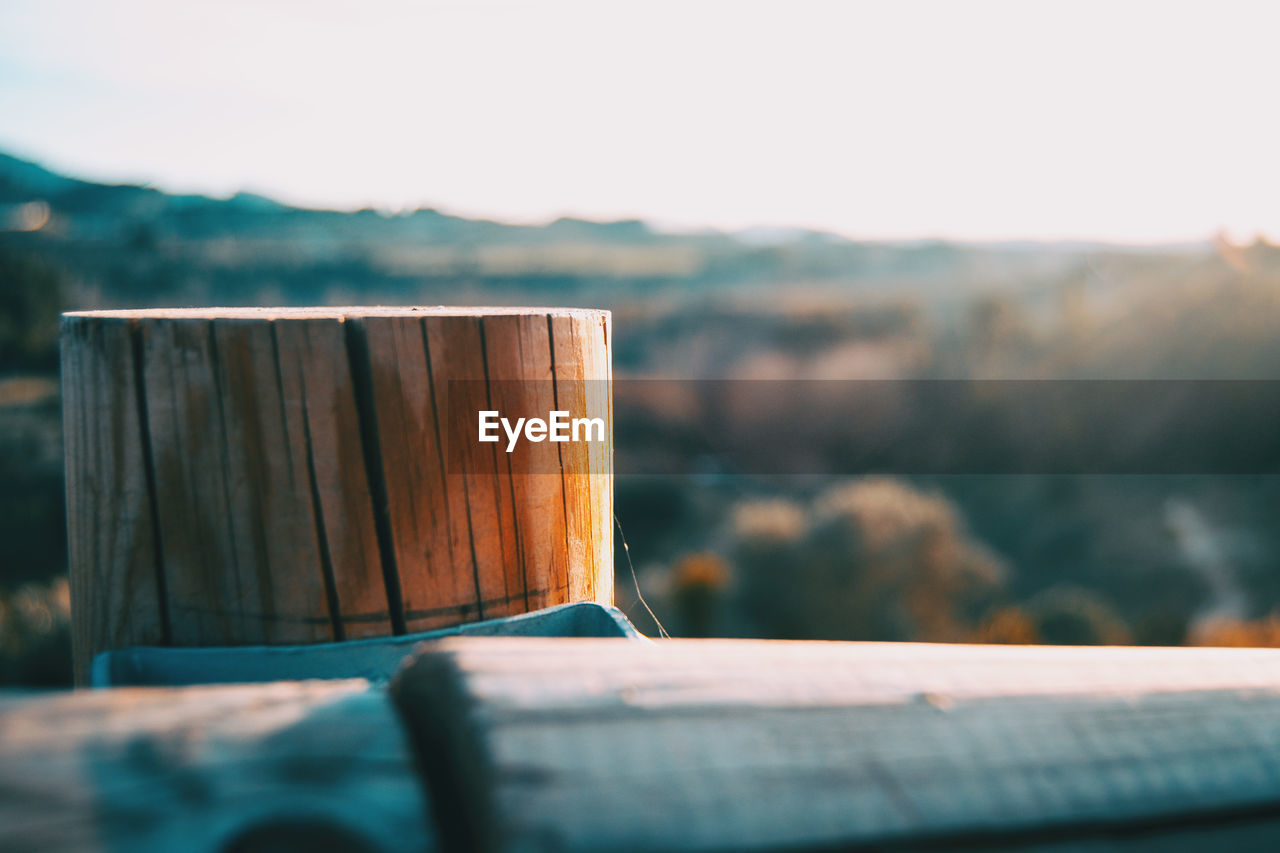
62;306;613;684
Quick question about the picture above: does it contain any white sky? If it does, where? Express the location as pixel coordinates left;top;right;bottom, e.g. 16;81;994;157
1;0;1277;243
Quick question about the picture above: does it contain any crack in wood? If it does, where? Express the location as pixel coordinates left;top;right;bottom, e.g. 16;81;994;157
128;319;172;646
344;317;408;636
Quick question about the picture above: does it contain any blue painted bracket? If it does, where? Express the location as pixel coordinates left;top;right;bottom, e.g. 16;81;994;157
90;602;643;687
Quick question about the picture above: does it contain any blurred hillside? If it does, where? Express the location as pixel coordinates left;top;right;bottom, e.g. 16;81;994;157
3;150;1280;684
0;151;1161;313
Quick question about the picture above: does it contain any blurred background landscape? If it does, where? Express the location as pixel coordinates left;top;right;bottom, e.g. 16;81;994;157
3;148;1280;685
4;0;1280;686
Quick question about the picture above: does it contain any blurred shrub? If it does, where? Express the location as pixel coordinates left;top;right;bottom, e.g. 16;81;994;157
1020;585;1132;645
0;387;65;588
0;577;71;686
1193;615;1280;648
732;498;807;544
732;478;1005;641
670;552;731;638
0;244;63;371
967;294;1037;375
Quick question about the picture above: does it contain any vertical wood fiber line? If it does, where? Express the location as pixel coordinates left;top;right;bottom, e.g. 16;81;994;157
343;318;408;635
475;318;517;608
575;316;598;602
456;477;485;621
209;318;270;625
128;320;172;646
276;323;345;641
480;317;531;614
205;321;250;624
600;314;615;601
546;316;573;599
549;313;602;605
61;321;84;675
421;318;482;621
279;318;388;640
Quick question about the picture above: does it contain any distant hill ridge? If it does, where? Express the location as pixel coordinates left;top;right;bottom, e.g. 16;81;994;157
0;148;1221;313
4;149;1197;253
0;151;697;247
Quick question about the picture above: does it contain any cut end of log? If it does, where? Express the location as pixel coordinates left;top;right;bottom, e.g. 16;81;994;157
62;307;614;683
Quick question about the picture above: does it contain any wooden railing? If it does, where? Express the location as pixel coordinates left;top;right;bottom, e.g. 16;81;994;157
14;305;1280;851
8;639;1280;851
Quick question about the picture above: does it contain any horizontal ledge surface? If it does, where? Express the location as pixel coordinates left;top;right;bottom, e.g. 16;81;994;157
408;638;1280;708
63;305;609;320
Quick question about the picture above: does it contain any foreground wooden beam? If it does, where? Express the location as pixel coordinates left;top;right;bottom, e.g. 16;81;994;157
393;639;1280;852
11;641;1280;851
61;307;613;683
0;680;432;852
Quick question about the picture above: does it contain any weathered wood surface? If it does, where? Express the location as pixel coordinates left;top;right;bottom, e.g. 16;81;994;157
394;639;1280;852
14;640;1280;851
0;679;433;852
61;317;167;687
62;307;613;682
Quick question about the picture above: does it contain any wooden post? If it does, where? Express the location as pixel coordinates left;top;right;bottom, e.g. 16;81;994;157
61;307;613;684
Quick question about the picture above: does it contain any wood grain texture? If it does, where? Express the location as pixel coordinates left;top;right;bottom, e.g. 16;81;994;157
358;314;458;633
61;316;166;686
424;314;518;621
274;317;389;641
480;313;569;616
63;308;613;679
393;638;1280;852
0;680;433;852
548;313;613;606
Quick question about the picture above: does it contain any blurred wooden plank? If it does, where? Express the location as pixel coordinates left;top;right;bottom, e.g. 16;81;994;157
393;639;1280;852
0;680;433;853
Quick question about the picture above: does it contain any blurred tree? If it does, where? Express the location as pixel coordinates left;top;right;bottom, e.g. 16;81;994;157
0;430;66;588
670;552;731;638
0;244;64;372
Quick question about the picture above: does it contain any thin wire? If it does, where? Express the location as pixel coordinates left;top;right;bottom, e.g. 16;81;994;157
614;513;670;638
